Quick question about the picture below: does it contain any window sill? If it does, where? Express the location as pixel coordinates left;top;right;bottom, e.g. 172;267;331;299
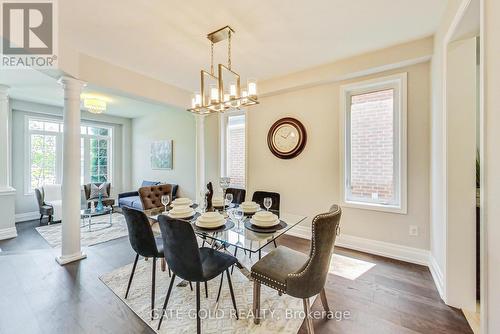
341;200;407;215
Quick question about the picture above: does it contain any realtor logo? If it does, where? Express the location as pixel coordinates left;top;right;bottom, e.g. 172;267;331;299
1;0;57;68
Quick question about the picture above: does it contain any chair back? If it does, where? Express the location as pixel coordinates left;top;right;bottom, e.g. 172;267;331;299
34;188;44;208
252;191;280;215
158;215;204;282
286;204;342;298
138;184;173;212
227;187;246;205
122;206;159;258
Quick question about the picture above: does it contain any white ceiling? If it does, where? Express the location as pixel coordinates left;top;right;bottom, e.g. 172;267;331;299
60;0;448;92
0;68;169;118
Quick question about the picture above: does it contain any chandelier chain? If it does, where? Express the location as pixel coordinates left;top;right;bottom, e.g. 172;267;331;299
210;41;214;75
228;30;232;70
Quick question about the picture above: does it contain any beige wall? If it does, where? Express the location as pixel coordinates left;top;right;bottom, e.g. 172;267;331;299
484;0;500;331
247;62;430;250
131;108;196;199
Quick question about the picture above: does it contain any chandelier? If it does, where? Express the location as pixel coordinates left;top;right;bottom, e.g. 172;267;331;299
188;26;259;114
83;98;107;114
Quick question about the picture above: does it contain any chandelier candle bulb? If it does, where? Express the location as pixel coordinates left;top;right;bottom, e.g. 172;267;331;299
229;84;237;99
195;92;202;107
248;79;257;98
210;85;219;104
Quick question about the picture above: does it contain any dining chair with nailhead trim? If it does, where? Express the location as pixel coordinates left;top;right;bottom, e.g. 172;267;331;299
250;205;342;334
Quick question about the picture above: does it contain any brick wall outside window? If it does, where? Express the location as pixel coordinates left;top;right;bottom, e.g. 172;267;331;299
227;121;245;188
349;89;394;203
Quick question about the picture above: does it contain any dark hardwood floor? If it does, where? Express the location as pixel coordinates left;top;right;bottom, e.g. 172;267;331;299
0;219;472;334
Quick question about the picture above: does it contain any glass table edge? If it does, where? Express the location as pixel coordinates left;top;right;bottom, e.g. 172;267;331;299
150;213;308;254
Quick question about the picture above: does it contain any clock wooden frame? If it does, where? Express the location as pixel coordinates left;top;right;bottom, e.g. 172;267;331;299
267;117;307;159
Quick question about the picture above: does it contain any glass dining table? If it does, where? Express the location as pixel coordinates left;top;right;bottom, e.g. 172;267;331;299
150;207;307;279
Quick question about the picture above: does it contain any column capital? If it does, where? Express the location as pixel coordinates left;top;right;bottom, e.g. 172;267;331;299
58;76;87;91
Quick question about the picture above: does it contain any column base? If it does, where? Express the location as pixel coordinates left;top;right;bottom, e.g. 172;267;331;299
56;252;87;265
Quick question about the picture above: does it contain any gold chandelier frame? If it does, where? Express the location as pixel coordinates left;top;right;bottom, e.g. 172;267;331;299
188;26;259;114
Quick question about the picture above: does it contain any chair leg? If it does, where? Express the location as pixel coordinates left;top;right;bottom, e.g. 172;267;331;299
157;274;176;330
226;269;238;320
273;239;277;248
125;254;139;299
204;281;208;298
189;281;193;291
196;282;201;334
216;274;224;303
161;258;166;272
39;214;43;223
253;280;261;324
231;247;238;274
319;288;330;314
303;298;315;334
151;257;157;319
168;268;172;277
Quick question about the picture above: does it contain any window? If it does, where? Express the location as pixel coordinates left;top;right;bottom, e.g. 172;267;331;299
340;73;407;213
220;112;246;188
25;117;113;193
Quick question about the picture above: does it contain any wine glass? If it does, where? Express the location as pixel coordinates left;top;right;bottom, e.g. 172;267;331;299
161;194;170;214
264;197;272;212
199;189;207;212
225;193;233;208
233;207;244;232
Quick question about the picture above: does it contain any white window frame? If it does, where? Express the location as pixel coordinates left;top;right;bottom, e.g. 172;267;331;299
219;110;247;188
339;72;407;214
24;115;114;195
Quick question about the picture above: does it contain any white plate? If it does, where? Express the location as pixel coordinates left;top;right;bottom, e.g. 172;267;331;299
168;210;195;219
195;218;225;229
172;198;193;207
253;212;277;222
250;218;280;227
198;212;224;222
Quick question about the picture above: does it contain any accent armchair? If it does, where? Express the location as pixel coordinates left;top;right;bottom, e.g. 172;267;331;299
83;183;115;209
34;187;54;224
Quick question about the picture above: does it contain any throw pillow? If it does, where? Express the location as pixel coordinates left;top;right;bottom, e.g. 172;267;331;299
89;183;109;200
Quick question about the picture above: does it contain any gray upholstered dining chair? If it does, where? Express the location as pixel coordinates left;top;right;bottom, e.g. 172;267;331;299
251;204;342;334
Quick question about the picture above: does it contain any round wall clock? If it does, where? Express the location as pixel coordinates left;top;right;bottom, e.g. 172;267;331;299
267;117;307;159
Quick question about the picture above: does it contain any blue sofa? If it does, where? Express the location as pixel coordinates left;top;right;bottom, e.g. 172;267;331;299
118;181;178;210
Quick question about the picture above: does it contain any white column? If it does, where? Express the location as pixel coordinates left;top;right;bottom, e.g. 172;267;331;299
56;76;87;265
0;85;17;241
0;85;10;186
195;114;206;204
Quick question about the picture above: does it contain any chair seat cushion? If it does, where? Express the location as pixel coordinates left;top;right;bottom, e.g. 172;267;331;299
118;196;143;210
251;246;309;293
40;205;53;215
199;247;238;281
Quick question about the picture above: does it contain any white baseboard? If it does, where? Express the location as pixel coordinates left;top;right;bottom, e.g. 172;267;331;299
0;227;17;240
287;224;429;265
287;223;449;302
429;254;445;300
15;211;39;222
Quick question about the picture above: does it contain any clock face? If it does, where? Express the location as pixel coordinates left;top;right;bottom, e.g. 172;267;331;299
273;124;300;153
267;118;307;159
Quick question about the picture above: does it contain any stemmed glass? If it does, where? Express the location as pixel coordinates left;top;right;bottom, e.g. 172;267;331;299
232;207;244;232
199;189;207;212
219;177;231;213
264;197;272;212
225;193;233;209
161;194;170;214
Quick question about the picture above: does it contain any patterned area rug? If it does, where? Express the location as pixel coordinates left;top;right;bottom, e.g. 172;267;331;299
100;249;376;333
35;213;128;248
100;259;313;334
